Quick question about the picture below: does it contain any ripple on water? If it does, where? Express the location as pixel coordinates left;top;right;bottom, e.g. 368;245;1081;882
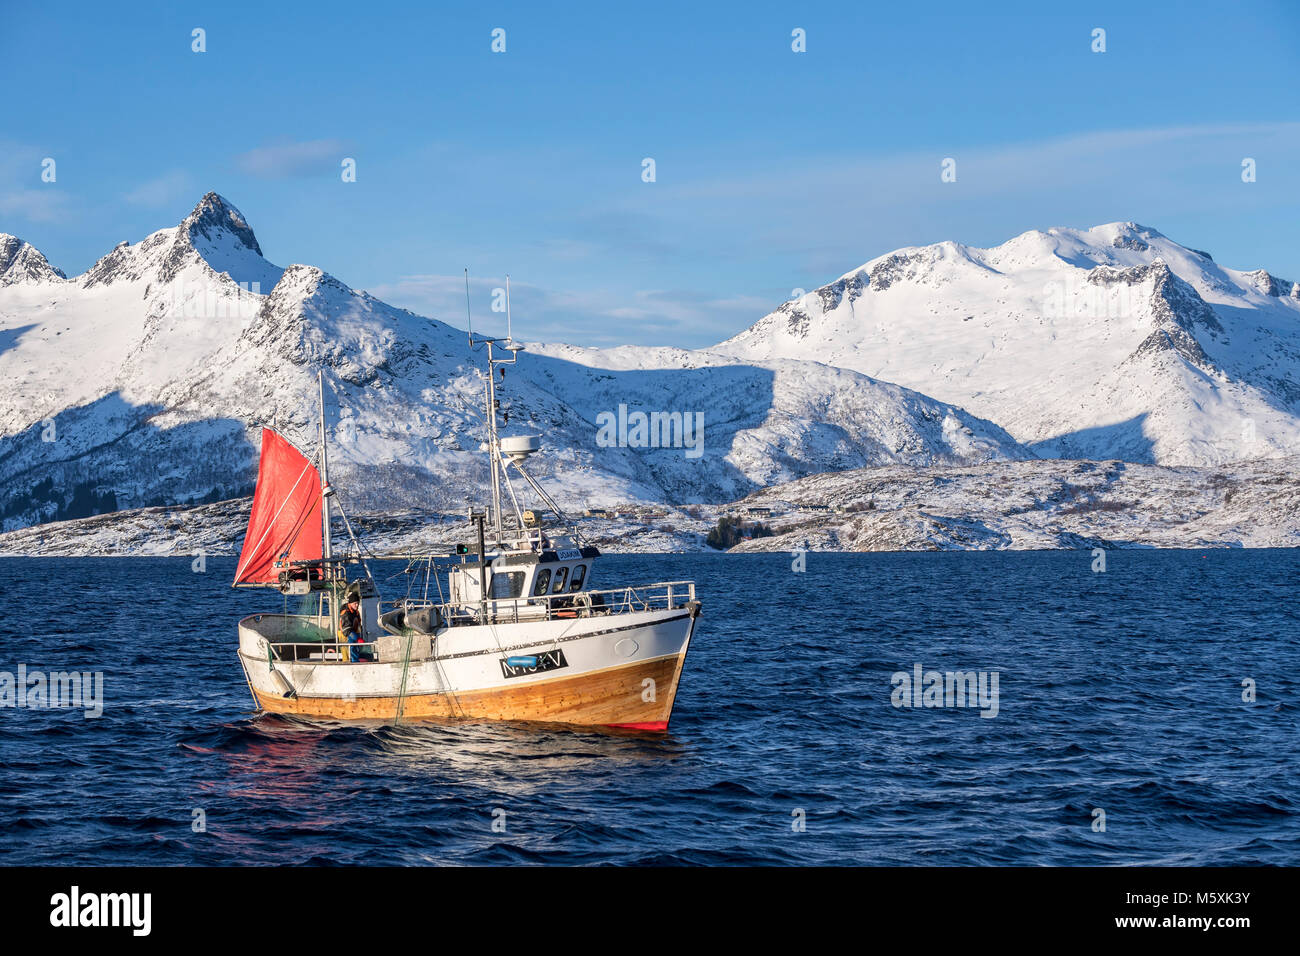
0;550;1297;865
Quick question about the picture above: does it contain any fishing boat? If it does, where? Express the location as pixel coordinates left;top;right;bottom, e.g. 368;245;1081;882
231;305;701;730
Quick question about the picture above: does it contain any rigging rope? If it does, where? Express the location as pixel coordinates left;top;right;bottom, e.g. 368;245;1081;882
393;631;415;725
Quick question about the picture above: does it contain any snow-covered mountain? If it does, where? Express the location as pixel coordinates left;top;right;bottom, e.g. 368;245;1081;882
716;223;1300;465
0;235;66;286
0;194;1026;532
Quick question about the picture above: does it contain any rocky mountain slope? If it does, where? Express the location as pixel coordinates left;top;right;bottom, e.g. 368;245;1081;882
716;223;1300;466
3;455;1295;556
0;235;66;285
0;194;1026;533
725;455;1300;552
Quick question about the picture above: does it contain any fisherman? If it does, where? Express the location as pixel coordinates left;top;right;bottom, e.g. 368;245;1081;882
341;593;365;663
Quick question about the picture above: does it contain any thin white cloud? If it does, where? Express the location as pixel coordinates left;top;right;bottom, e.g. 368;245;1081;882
123;171;194;206
0;188;71;224
364;274;763;348
0;141;72;225
662;122;1300;204
234;139;348;179
614;119;1300;290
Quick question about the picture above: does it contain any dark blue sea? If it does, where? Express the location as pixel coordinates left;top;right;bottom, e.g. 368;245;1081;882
1;551;1297;866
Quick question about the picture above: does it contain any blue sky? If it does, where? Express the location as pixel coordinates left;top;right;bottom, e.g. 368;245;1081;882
2;0;1297;347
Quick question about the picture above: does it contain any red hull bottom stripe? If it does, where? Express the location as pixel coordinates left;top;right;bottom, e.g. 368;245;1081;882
606;721;669;731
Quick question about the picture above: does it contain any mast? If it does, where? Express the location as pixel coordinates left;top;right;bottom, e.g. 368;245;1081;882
317;370;339;635
318;370;333;563
485;339;504;542
465;271;521;548
494;275;509;542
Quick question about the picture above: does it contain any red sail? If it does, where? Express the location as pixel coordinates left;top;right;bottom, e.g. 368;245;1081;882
233;428;323;585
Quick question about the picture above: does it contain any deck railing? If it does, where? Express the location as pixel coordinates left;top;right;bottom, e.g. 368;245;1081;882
238;615;378;664
443;579;696;626
245;581;696;665
270;638;377;664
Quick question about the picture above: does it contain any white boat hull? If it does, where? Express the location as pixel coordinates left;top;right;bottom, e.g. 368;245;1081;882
237;605;698;730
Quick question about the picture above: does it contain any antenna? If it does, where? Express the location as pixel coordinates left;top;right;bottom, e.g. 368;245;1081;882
505;274;512;342
464;268;472;345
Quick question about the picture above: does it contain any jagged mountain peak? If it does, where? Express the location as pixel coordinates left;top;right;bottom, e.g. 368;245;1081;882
731;221;1286;345
1240;268;1297;298
261;262;463;349
78;191;282;291
238;262;442;386
175;192;281;290
1103;220;1164;239
259;264;384;332
717;221;1300;466
4;201;1296;541
0;234;67;286
823;222;1186;289
233;264;332;364
181;192;263;257
268;262;327;296
0;197;1035;529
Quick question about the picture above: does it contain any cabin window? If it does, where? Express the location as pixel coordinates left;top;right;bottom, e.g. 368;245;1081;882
532;569;551;596
551;566;569;593
570;564;587;591
489;571;524;599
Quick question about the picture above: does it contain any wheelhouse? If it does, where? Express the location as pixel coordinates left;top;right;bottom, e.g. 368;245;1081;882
446;544;600;613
